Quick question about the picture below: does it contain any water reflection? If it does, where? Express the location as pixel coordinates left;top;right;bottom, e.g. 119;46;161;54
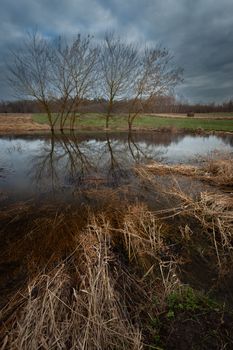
0;131;232;202
28;131;161;192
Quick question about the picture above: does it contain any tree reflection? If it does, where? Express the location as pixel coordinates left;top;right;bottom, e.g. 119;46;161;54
29;135;59;192
28;131;167;194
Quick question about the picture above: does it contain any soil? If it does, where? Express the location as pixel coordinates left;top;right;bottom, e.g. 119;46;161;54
158;310;233;349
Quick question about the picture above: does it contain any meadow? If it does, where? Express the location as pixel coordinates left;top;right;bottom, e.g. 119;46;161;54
32;112;233;132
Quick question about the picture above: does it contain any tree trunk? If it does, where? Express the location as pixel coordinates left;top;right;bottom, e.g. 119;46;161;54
128;120;132;132
106;98;113;129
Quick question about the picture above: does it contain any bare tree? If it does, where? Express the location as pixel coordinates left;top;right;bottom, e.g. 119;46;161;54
127;46;183;131
50;35;99;131
8;32;99;132
99;32;138;129
8;31;56;131
8;31;182;133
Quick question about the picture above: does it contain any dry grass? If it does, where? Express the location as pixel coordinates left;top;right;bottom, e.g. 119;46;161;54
144;162;199;176
0;215;145;349
0;198;184;349
1;175;233;348
0;201;32;221
142;153;233;188
0;114;49;133
0;266;142;350
135;166;233;274
122;204;165;262
120;204;180;294
204;157;233;187
0;190;127;272
174;190;233;272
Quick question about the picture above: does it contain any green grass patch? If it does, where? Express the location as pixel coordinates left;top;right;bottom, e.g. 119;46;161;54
33;113;54;125
32;113;233;132
148;287;232;349
166;287;220;315
136;115;233;131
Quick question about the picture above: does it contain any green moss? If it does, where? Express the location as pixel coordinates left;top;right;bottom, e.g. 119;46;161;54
147;286;229;349
166;287;219;314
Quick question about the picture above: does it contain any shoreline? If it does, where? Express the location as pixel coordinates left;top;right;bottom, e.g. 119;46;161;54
0;126;232;136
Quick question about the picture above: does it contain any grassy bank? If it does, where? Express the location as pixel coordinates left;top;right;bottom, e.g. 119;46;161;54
32;113;233;132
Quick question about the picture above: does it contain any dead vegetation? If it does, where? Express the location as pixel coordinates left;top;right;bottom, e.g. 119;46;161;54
135;166;233;276
173;190;233;274
204;156;233;187
0;172;233;348
0;239;142;349
0;205;175;350
0;114;49;133
143;152;233;188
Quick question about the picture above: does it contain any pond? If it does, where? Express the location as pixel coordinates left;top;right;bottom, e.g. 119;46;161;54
0;131;232;203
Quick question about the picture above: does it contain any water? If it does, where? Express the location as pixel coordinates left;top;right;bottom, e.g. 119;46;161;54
0;131;232;203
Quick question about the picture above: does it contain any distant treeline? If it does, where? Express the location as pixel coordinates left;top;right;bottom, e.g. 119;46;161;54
1;95;233;114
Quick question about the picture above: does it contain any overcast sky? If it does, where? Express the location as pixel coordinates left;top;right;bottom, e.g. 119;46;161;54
0;0;233;103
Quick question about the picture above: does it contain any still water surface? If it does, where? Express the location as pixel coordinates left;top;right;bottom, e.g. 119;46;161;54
0;131;232;202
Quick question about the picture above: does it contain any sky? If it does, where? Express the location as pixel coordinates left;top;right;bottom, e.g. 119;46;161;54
0;0;233;103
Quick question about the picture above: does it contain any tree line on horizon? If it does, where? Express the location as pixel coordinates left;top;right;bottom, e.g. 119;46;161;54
1;95;233;115
6;31;183;131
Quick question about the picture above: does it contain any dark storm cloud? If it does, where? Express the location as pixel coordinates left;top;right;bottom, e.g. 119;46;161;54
0;0;233;102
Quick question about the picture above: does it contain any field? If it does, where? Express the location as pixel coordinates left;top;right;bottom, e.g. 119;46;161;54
0;113;232;133
32;112;233;132
0;114;49;133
